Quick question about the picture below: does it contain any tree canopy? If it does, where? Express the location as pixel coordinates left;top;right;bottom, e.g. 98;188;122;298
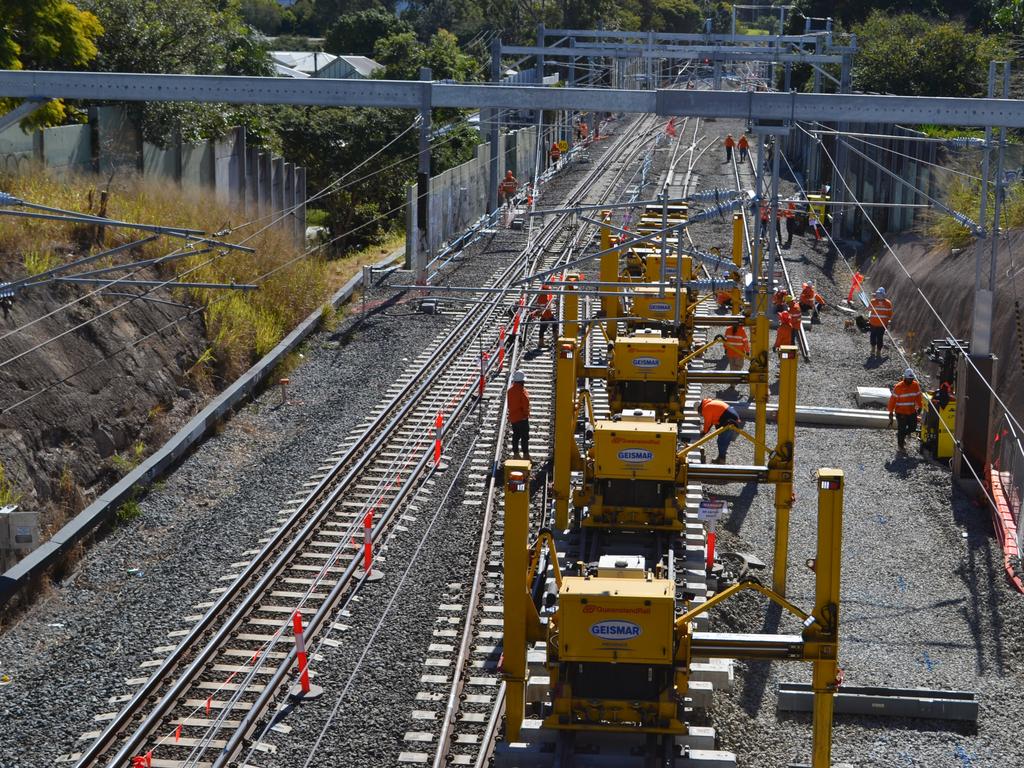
852;10;1005;97
0;0;103;129
79;0;273;145
325;8;413;56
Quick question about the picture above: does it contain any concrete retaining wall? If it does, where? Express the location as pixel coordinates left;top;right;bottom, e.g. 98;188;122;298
411;125;541;260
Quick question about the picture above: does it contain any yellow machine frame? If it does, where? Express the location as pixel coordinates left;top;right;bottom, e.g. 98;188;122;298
504;463;846;768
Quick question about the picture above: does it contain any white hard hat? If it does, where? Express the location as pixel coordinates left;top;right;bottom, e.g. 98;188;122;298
512;370;526;383
903;368;915;379
875;287;886;297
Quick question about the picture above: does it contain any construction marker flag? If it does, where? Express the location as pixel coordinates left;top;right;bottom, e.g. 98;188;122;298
666;118;677;137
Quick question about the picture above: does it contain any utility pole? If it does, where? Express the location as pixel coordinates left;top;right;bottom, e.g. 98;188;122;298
955;61;1009;489
415;66;432;285
487;39;501;214
828;48;853;245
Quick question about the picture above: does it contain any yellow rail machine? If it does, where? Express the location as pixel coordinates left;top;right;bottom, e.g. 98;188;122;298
503;461;846;768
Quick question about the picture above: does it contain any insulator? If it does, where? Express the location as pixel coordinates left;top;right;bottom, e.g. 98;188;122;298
686;278;738;291
949;210;980;231
688;250;735;271
946;137;987;149
686;196;746;225
686;188;740;202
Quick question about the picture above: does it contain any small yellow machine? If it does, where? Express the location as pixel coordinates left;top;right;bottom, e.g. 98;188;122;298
578;418;682;529
503;461;847;767
606;333;683;418
921;391;957;459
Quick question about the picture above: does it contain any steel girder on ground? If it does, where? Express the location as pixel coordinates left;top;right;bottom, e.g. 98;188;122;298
3;71;1024;127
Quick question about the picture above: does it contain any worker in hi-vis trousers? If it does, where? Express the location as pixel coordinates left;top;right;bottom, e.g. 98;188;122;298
507;370;531;460
888;368;923;453
868;286;893;357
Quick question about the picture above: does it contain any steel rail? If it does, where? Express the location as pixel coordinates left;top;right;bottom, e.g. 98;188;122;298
429;113;659;768
79;243;539;768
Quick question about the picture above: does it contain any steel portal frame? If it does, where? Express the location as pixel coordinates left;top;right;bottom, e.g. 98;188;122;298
3;71;1024;128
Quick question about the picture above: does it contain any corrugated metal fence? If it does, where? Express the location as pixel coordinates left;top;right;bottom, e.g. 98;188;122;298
0;106;305;244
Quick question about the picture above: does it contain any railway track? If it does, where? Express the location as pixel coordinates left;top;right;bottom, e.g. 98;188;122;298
410;113;667;768
65;142;635;768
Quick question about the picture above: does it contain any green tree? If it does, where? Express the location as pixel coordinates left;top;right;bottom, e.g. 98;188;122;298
80;0;273;145
374;28;480;81
240;0;285;35
852;11;1004;97
325;8;412;56
0;0;103;129
649;0;702;33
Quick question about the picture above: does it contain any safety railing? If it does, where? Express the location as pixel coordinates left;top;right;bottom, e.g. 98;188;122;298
991;409;1024;558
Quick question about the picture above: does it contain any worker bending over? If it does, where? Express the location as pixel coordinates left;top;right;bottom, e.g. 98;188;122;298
507;370;531;459
868;286;893;357
699;398;743;465
888;368;924;453
799;281;826;321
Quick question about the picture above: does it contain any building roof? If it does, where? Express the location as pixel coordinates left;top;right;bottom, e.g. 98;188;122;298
336;56;383;78
269;51;338;76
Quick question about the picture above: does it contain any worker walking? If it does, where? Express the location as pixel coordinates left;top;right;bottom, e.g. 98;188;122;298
723;322;749;371
783;202;797;248
508;370;531;460
499;170;518;210
888;368;924;453
738;134;749;162
549;141;562;169
724;133;735;163
698;398;743;464
533;285;556;348
868;286;893;357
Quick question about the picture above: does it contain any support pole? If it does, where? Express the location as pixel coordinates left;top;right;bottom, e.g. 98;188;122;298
772;345;798;596
752;134;768;464
829;53;852;244
416;67;432;285
487;39;501;214
809;468;844;767
552;340;577;530
502;460;532;742
600;212;619;340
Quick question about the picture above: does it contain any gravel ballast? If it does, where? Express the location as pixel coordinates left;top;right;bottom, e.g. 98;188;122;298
0;121;638;768
692;119;1024;767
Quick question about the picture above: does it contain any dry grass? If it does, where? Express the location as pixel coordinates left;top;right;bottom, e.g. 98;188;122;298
925;173;1024;248
0;166;330;382
324;230;405;292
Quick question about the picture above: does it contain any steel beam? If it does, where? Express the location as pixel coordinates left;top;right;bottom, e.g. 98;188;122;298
0;98;50;132
543;28;821;44
778;683;979;722
2;71;1024;128
501;44;844;65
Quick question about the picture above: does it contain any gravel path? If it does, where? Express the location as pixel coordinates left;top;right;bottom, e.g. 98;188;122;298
695;119;1024;768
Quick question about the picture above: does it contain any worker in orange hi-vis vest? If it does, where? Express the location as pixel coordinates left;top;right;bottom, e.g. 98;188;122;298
867;286;893;357
549;141;562;169
507;370;531;459
724;133;735;163
888;367;924;453
799;281;826;320
723;322;750;372
737;133;749;162
775;311;795;350
499;170;518;210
